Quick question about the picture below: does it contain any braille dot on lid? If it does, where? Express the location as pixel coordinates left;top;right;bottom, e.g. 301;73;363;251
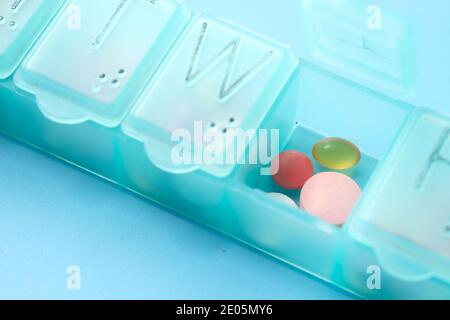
313;137;361;170
111;79;120;88
445;225;450;237
98;73;107;82
118;69;126;78
9;21;17;30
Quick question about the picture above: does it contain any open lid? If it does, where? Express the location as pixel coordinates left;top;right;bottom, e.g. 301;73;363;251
348;109;450;283
14;0;190;127
0;0;65;79
298;0;417;100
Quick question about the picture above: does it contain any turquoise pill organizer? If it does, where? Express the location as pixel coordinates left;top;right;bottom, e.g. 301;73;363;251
0;0;449;299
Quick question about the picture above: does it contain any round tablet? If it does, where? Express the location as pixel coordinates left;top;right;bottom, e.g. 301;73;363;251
313;137;361;170
300;172;361;225
268;193;298;208
271;151;314;190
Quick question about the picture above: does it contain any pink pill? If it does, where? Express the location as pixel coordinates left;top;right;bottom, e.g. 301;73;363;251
300;172;361;225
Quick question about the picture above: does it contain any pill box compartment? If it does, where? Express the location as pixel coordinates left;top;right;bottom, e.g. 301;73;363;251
225;62;449;298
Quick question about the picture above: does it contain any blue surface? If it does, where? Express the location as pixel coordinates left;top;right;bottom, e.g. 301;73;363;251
0;134;352;299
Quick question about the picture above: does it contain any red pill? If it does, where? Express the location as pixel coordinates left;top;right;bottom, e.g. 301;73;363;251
271;151;314;190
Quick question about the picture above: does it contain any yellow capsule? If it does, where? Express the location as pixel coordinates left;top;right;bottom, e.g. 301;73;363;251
313;138;361;170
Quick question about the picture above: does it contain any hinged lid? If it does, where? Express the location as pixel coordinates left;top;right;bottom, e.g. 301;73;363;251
299;0;417;100
0;0;65;79
349;109;450;283
122;14;298;178
14;0;190;127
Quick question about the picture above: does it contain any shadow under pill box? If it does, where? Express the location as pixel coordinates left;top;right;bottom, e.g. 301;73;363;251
0;0;449;299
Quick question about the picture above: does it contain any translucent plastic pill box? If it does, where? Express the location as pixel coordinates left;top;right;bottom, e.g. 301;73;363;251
0;0;449;299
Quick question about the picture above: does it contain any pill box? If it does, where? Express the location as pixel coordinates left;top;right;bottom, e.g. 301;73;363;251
0;0;448;299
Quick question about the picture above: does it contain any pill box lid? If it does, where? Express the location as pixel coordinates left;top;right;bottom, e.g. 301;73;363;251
347;109;450;285
13;0;191;128
298;0;417;103
300;0;450;284
0;0;65;79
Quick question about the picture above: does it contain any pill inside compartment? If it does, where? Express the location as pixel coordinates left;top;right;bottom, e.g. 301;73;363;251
228;60;413;270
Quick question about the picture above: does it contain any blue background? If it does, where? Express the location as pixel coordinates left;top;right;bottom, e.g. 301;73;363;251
1;0;450;299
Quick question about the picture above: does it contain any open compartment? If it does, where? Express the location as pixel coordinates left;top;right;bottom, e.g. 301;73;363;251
212;59;415;282
234;60;412;224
